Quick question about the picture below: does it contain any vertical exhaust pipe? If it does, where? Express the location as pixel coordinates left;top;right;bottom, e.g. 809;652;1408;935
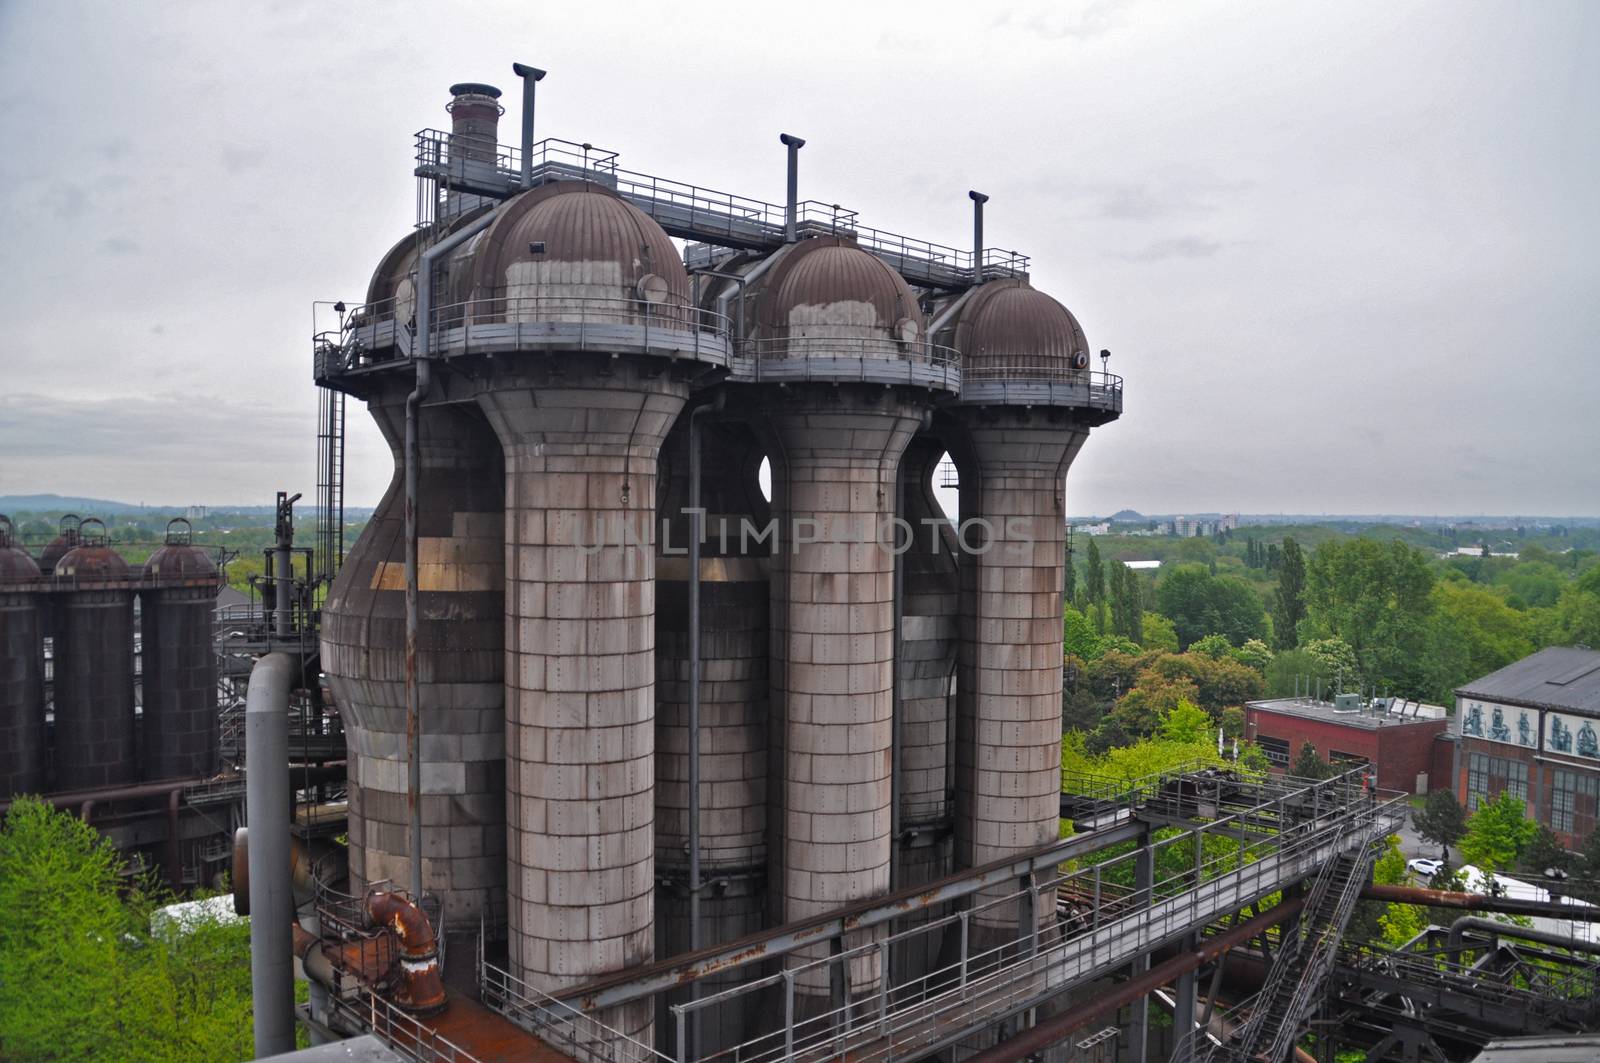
444;83;504;218
780;133;806;242
512;63;546;188
245;652;296;1059
969;190;989;284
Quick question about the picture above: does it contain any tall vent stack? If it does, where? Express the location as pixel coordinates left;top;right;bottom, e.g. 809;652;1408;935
443;83;503;220
140;519;222;781
0;516;45;796
51;519;137;790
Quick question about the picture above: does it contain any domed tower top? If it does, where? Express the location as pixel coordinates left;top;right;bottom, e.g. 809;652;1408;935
736;236;954;391
758;237;922;341
38;513;81;575
0;515;41;584
54;519;129;581
945;279;1122;419
465;181;688;308
143;519;219;583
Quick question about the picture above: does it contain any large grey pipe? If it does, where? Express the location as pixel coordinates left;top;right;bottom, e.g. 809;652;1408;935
1447;915;1600;957
246;652;296;1058
780;133;805;242
512;62;545;188
406;207;506;900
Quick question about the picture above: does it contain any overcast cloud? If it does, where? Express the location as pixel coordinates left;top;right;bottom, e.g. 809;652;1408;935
0;0;1595;516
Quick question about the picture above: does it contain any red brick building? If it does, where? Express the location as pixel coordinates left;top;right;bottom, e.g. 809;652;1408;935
1454;647;1600;848
1244;695;1450;793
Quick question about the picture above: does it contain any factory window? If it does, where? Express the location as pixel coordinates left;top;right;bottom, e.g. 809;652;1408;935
1551;769;1600;837
1329;750;1368;766
1466;753;1528;812
1257;735;1290;768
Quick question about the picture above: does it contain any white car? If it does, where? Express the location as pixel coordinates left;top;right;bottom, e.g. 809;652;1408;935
1407;857;1443;878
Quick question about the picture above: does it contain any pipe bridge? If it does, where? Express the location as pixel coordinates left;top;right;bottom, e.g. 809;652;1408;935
480;767;1405;1063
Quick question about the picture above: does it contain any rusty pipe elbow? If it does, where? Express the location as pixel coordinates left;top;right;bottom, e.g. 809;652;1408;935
365;890;447;1014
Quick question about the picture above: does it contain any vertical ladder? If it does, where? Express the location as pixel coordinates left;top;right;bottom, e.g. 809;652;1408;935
315;384;346;585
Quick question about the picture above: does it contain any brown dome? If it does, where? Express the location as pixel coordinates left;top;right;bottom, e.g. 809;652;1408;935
950;280;1089;370
465;182;688;304
144;521;218;582
759;238;921;335
55;544;129;581
0;516;40;584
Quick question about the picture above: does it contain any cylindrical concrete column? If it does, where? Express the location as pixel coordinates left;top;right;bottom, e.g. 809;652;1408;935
479;361;687;1043
952;411;1088;937
765;391;924;1002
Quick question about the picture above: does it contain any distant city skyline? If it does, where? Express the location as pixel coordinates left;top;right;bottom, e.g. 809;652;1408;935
1;1;1596;514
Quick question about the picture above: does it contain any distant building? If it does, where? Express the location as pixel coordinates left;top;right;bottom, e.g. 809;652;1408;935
1454;646;1600;847
185;504;208;520
1160;513;1239;537
1245;694;1451;793
1074;522;1111;536
1122;559;1161;571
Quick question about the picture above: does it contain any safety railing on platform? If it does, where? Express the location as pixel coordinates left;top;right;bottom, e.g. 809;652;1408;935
731;334;960;389
333;988;486;1063
657;770;1403;1063
410;130;1029;285
481;960;672;1063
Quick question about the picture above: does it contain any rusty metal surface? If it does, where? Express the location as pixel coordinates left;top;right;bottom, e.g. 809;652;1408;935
946;278;1089;372
367;890;447;1014
754;236;922;337
466;182;689;304
1360;883;1600;920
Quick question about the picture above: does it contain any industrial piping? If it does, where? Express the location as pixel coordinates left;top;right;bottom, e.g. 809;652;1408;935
245;652;296;1059
367;889;448;1012
404;206;503;900
1360;883;1600;921
959;897;1308;1063
1446;916;1600;957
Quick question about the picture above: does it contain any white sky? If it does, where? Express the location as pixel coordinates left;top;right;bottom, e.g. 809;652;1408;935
0;0;1596;515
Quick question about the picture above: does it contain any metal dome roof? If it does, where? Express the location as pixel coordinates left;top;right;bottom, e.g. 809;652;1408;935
950;280;1088;369
143;520;218;582
465;182;688;302
758;237;921;335
55;543;129;581
0;516;40;584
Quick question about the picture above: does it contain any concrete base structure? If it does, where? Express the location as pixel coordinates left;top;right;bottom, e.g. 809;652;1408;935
764;389;924;1006
479;359;687;1043
320;390;507;929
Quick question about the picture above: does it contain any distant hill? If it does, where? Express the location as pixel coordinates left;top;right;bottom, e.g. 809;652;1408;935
0;494;155;514
1110;509;1145;522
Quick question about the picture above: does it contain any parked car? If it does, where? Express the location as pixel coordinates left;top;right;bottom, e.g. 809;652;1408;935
1407;857;1444;878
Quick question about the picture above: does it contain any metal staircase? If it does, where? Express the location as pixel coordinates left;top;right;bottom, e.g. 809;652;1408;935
1221;818;1384;1062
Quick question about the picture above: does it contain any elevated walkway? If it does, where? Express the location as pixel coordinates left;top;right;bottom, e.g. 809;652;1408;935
478;767;1402;1063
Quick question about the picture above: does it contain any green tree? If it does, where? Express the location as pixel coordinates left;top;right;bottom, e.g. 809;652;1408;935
1142;612;1179;652
1303;538;1435;696
1275;537;1307;648
1551;567;1600;647
1413;789;1468;861
0;798;259;1062
1303;637;1361;693
1063;604;1100;660
1291;741;1333;780
1159;699;1215;744
1580;827;1600;903
1189;634;1232;659
1520;825;1575;877
1085;537;1105;605
1425;581;1533;700
1458;791;1537;873
1103;673;1202;741
1230;639;1274;673
1156;564;1269;650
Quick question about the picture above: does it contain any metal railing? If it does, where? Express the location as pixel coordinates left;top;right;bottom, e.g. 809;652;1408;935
959;365;1124;410
333;989;486;1063
481;961;671;1063
410;130;1029;286
658;770;1402;1063
731;334;960;389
